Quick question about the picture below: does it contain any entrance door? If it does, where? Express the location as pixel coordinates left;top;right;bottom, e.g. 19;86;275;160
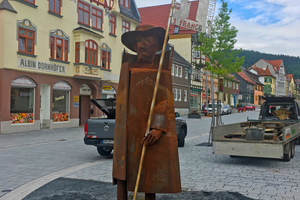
40;84;51;129
80;95;90;126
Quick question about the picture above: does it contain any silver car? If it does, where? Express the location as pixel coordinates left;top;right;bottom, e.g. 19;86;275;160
223;104;232;114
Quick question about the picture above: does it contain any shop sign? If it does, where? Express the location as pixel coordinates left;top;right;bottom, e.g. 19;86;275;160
18;58;66;74
102;86;116;94
74;102;79;108
80;84;91;95
11;77;36;87
202;93;206;98
103;86;112;90
53;81;71;90
73;96;79;102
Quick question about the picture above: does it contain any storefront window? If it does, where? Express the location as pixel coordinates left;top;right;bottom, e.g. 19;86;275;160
53;90;69;122
52;81;71;122
10;88;34;124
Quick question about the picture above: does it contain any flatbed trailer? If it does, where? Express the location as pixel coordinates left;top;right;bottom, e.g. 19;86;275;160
212;120;300;161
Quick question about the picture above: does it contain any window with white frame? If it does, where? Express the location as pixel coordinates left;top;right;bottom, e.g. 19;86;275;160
194;50;200;58
185;68;188;79
184;90;187;101
224;80;227;87
171;64;174;76
174;88;177;101
236;84;239;90
175;65;178;77
178;66;182;78
178;89;181;101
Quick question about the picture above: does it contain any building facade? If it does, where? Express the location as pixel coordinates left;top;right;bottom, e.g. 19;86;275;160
250;59;286;96
235;70;255;104
219;77;240;106
286;74;295;97
249;66;275;96
0;0;140;133
171;49;193;115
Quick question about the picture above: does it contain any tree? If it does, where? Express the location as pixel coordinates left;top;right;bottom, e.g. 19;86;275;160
195;0;244;125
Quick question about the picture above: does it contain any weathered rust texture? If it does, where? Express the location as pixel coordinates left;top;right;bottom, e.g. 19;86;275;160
113;50;181;193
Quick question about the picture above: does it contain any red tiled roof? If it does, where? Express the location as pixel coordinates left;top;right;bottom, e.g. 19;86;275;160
237;71;255;84
260;59;282;72
138;1;199;35
286;74;294;80
252;66;274;78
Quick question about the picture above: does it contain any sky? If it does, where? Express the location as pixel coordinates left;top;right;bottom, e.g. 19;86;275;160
136;0;300;57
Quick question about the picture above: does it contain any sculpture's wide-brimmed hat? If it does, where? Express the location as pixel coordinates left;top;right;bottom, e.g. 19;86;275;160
121;25;168;52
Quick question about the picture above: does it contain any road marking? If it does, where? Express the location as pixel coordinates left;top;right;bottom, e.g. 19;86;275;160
186;133;209;140
0;160;105;200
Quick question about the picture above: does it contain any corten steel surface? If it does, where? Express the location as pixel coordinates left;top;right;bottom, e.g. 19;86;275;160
113;51;181;194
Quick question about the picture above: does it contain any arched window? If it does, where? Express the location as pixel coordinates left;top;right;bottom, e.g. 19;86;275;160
85;40;98;65
100;43;111;70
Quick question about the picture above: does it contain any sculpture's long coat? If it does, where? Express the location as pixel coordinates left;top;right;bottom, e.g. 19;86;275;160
112;50;181;193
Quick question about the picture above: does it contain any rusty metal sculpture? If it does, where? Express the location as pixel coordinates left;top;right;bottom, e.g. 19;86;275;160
112;24;181;200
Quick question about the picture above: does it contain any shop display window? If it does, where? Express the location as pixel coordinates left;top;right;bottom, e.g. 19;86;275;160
52;90;69;122
10;88;34;124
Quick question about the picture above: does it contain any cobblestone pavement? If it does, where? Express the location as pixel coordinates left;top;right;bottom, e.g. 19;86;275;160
1;111;300;200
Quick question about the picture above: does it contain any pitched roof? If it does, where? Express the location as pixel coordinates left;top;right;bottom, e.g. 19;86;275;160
251;65;275;78
0;0;17;13
119;0;141;22
242;67;264;85
286;74;294;81
138;1;199;35
237;71;255;84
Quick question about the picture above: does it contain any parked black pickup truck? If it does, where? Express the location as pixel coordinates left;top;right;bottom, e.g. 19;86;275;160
84;98;187;156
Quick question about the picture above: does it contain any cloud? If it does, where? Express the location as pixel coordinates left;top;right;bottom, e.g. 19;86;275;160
228;0;300;56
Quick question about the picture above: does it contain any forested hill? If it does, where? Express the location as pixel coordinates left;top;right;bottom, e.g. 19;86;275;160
234;50;300;79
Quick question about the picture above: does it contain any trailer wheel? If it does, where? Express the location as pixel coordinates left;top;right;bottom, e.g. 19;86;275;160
291;141;295;158
283;143;291;162
97;147;112;156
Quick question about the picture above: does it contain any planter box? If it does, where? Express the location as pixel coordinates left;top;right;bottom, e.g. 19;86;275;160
188;114;202;119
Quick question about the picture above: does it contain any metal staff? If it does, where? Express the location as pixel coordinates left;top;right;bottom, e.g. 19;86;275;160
133;0;176;199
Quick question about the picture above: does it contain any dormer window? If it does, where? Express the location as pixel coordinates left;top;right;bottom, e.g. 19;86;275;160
120;0;130;9
174;26;179;34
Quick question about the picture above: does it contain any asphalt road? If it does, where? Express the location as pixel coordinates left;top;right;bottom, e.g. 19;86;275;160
2;110;300;200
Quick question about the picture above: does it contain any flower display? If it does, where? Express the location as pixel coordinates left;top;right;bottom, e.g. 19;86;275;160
53;113;69;122
10;113;33;124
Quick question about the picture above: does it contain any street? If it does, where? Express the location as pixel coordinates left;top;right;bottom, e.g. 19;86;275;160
1;111;300;200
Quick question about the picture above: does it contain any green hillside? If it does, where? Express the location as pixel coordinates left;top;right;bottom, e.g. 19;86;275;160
235;50;300;79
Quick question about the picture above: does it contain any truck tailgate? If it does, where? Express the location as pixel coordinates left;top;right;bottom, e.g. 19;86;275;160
87;118;115;139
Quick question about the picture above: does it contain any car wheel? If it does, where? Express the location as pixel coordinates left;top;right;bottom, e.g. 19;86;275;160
97;146;112;156
178;128;185;147
283;143;291;162
291;141;295;158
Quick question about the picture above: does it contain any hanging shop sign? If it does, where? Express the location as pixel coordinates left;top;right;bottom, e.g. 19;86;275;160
18;58;66;74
